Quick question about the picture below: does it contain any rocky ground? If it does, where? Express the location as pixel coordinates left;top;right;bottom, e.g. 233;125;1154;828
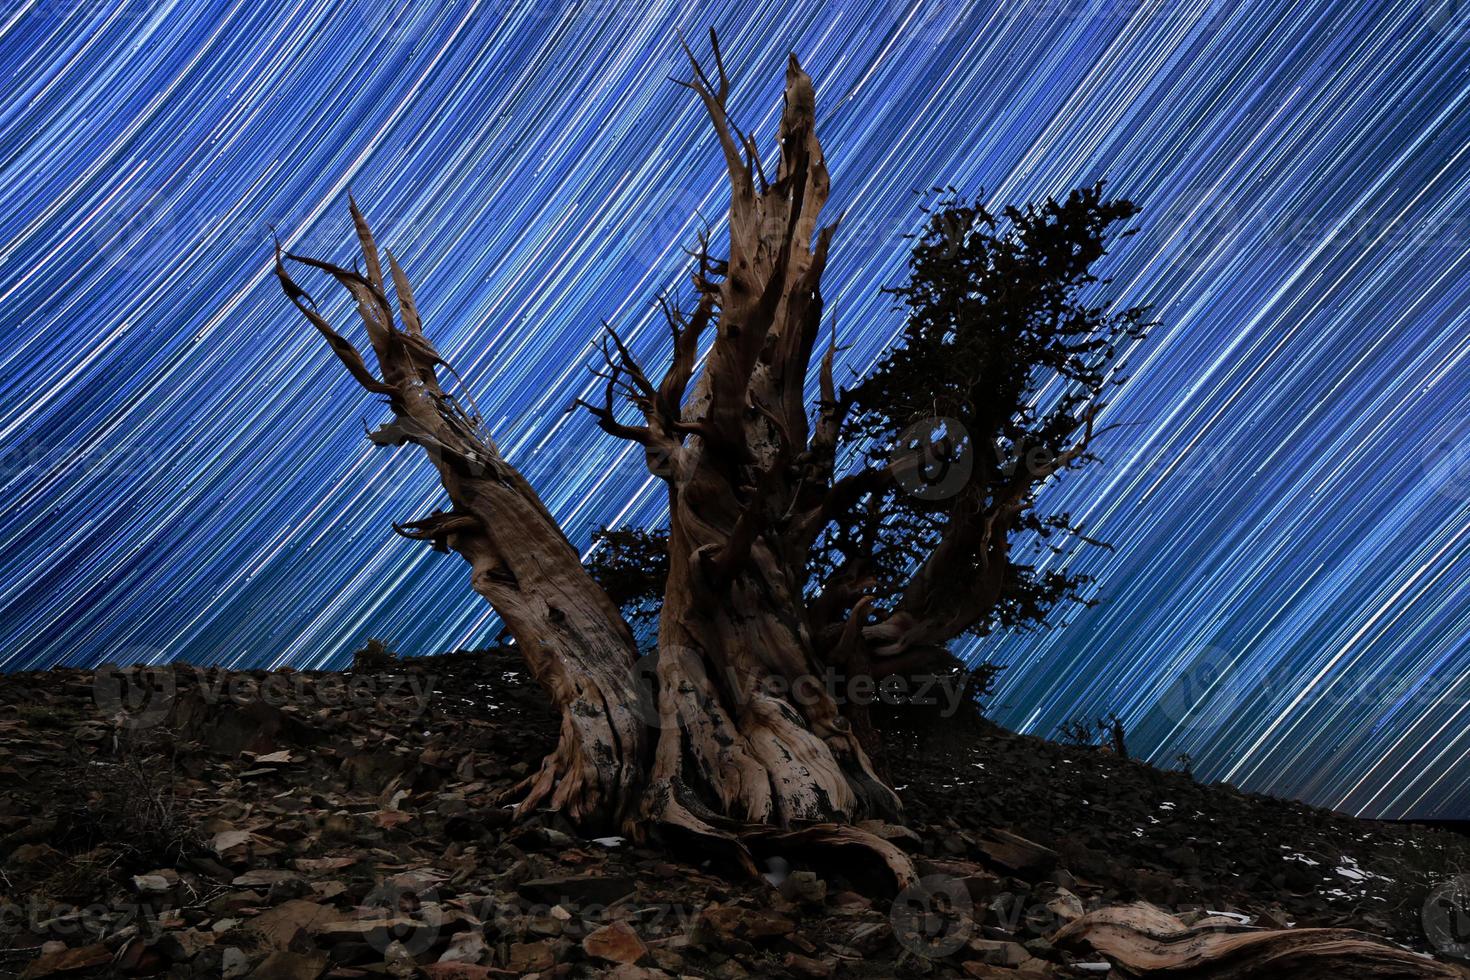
1;650;1467;978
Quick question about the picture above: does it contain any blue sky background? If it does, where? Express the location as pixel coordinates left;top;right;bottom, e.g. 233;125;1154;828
2;0;1470;817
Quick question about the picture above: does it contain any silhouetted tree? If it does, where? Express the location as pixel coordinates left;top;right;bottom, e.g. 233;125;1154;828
1058;712;1130;757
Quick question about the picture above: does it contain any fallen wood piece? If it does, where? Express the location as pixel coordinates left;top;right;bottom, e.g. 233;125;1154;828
1052;903;1468;979
744;823;918;893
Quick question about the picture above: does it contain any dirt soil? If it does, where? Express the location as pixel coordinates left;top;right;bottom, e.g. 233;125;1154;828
1;650;1466;978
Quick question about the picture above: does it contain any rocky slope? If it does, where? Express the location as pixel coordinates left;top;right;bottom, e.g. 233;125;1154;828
0;651;1466;978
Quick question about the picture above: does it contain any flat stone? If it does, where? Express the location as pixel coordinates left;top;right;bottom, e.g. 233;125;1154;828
245;899;335;950
783;952;833;978
292;856;358;873
505;940;556;974
232;869;304;888
967;938;1032;967
211;829;254;860
316;915;425;948
20;944;112;978
978;829;1058;878
221;948;253;978
1046;888;1085;924
582;920;647;965
437;930;490;965
131;872;176;895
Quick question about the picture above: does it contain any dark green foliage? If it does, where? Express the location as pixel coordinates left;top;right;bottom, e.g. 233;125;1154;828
587;185;1150;688
866;654;1004;736
1057;712;1130;758
816;182;1151;637
848;184;1147;447
586;525;670;637
1058;717;1097;747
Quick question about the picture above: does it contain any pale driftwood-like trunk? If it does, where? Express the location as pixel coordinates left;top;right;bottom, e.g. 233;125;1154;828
626;48;900;858
1053;904;1468;979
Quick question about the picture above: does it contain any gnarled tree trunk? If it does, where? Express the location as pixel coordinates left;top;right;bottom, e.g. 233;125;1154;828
276;40;1470;977
578;43;902;860
274;206;645;834
276;34;961;886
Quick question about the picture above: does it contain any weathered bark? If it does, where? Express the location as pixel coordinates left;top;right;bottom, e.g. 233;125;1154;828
1053;904;1468;979
274;206;645;833
275;45;1466;980
278;31;1147;898
578;36;903;862
280;33;1078;888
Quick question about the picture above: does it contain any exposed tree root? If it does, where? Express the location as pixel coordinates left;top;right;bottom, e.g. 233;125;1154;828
745;823;918;893
634;643;916;889
641;789;919;893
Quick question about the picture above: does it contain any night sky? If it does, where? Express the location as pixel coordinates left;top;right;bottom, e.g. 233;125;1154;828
3;0;1469;818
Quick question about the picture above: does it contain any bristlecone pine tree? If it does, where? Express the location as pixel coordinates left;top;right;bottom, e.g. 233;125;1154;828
274;34;1148;882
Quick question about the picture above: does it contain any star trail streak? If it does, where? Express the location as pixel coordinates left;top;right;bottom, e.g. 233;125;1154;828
2;0;1469;817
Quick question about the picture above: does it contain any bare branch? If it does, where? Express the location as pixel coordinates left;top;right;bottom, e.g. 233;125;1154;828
675;29;751;206
273;237;395;396
385;248;422;336
348;192;385;294
392;510;482;553
658;297;712;423
277;200;645;832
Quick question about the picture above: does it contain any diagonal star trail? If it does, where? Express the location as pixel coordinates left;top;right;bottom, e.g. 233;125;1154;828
2;0;1469;818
